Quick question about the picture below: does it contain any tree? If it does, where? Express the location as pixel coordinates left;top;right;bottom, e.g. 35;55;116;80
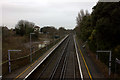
40;26;58;38
58;27;66;37
76;10;92;41
2;26;10;42
91;2;120;49
15;20;34;36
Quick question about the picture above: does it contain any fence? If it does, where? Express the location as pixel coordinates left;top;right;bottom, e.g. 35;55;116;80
2;37;62;75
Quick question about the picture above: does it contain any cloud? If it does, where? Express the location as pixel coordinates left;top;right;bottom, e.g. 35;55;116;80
2;1;97;29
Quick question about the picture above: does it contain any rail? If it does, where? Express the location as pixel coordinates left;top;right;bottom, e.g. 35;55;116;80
23;35;69;80
74;35;83;80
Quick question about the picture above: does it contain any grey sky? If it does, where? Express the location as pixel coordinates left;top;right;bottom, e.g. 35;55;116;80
1;0;98;29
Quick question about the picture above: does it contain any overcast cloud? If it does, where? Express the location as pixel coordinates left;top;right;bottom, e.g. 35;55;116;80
1;0;99;29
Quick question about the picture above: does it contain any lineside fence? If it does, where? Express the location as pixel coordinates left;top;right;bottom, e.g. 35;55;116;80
76;35;120;77
2;36;64;75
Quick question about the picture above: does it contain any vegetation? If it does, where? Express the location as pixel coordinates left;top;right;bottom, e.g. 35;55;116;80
15;20;41;40
75;2;120;73
58;27;66;37
2;19;68;75
41;26;57;35
75;10;92;42
40;26;67;39
15;20;34;36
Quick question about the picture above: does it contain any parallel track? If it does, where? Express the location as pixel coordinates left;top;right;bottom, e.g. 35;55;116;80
26;35;82;80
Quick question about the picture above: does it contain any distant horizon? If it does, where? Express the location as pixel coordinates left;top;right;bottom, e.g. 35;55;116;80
1;24;74;30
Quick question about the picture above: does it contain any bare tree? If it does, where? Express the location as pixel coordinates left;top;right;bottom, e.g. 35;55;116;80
76;9;90;26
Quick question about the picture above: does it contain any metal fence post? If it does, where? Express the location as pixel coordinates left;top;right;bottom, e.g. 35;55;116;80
109;51;111;76
8;51;11;73
114;58;117;79
8;50;21;73
96;50;112;76
30;34;32;62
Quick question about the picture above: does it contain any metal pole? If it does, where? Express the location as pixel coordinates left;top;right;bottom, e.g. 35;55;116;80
114;58;117;79
30;34;32;62
8;51;11;73
96;50;112;76
30;33;35;62
109;51;111;76
96;53;98;60
7;50;21;73
46;33;48;50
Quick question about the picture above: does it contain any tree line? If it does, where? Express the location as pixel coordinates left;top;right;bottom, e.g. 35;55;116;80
75;2;120;73
14;20;67;39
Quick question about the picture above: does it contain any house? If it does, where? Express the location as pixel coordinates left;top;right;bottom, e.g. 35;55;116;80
34;26;40;32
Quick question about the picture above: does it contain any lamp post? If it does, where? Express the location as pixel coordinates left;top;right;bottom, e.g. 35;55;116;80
96;50;112;76
8;50;21;73
46;32;49;50
30;33;35;62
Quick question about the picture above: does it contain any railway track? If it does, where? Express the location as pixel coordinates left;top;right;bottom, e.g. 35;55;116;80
25;34;83;80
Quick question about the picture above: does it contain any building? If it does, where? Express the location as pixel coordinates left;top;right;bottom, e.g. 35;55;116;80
34;26;40;32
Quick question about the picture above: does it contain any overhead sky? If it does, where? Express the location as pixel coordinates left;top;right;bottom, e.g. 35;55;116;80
1;0;100;29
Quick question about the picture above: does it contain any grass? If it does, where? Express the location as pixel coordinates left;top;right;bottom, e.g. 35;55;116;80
2;35;30;75
2;32;63;76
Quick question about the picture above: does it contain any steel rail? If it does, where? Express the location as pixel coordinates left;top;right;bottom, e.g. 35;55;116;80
36;37;69;79
23;35;69;80
59;45;69;80
49;38;70;80
74;35;83;80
